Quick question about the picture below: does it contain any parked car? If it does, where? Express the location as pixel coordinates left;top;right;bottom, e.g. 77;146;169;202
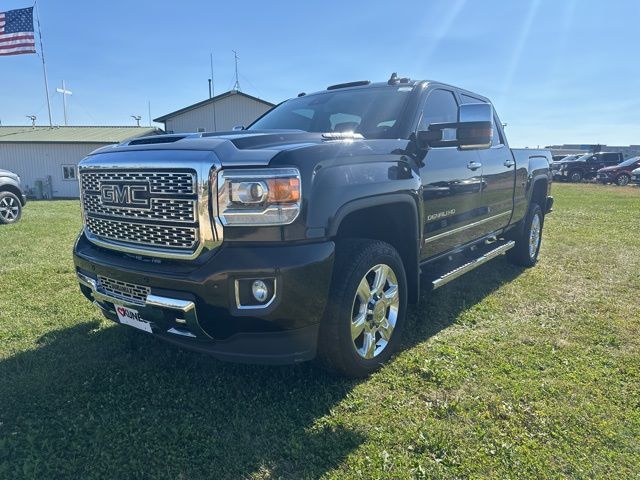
0;169;27;224
631;167;640;185
550;154;580;176
596;156;640;186
553;152;623;182
73;75;553;377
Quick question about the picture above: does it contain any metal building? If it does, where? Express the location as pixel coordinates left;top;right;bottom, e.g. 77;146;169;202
154;90;275;133
0;126;160;198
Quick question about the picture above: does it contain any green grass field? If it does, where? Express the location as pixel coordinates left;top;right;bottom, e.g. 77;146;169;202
1;183;639;479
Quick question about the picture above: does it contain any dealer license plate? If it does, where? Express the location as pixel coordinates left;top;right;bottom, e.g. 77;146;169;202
115;305;152;333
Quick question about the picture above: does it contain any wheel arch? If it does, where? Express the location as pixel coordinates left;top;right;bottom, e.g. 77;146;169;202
0;184;25;205
330;194;421;304
529;176;549;211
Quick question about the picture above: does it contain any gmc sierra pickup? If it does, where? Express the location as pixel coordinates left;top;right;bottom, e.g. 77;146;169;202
73;75;553;377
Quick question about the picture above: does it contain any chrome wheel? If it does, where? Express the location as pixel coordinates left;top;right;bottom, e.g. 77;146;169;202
0;196;20;222
617;175;630;186
350;264;400;359
529;213;541;259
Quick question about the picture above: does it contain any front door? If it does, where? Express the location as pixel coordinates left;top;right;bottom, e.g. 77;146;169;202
417;89;486;260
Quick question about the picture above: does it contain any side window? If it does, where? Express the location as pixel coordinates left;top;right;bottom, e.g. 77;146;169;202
418;89;458;131
460;93;503;146
62;165;76;181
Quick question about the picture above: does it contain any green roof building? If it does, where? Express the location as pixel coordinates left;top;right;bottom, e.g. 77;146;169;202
0;126;161;198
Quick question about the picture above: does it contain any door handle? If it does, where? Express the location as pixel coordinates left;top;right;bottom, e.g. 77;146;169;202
504;159;515;168
467;161;482;171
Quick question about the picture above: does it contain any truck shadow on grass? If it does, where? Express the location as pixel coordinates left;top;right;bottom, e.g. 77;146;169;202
0;258;522;479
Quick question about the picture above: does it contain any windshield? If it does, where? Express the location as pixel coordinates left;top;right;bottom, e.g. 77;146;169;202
618;156;639;167
248;87;413;139
557;155;579;162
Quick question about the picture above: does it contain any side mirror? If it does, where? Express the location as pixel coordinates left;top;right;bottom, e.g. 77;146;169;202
232;125;245;131
456;103;493;150
415;103;493;151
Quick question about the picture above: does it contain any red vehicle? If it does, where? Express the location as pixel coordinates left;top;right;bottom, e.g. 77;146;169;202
596;156;640;186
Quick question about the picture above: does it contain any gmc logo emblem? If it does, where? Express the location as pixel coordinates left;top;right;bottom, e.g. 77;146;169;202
100;182;150;209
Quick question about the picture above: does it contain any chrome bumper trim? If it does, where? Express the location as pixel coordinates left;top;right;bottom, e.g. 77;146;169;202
77;272;205;338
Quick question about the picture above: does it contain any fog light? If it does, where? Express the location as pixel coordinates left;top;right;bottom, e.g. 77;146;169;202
252;280;269;302
235;277;276;309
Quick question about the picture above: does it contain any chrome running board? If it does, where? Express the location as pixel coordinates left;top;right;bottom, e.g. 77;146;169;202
432;240;515;290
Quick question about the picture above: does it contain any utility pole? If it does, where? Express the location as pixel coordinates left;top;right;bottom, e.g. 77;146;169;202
131;115;141;127
56;80;73;126
232;50;241;91
210;52;217;130
148;101;152;127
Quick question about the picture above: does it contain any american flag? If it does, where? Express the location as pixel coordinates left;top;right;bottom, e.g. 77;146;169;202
0;7;36;56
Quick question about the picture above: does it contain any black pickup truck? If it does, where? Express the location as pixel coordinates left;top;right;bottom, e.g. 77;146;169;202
0;169;27;224
551;152;623;182
73;75;553;377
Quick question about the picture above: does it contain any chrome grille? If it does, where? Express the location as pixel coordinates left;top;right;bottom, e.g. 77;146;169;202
97;275;150;305
86;216;198;250
80;168;201;254
83;194;196;223
80;171;195;194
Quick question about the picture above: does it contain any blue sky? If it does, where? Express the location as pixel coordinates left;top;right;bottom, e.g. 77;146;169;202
1;0;638;147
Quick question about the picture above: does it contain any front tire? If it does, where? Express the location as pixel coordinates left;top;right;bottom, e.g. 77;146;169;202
317;239;407;378
616;174;630;186
507;203;543;267
569;170;583;183
0;192;22;224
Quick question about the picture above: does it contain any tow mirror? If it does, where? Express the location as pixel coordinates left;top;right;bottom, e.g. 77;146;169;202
456;103;493;150
416;103;493;150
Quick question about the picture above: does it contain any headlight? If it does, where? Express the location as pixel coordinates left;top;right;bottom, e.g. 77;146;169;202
217;168;301;226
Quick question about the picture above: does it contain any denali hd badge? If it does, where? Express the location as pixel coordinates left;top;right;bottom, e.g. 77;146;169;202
100;182;151;209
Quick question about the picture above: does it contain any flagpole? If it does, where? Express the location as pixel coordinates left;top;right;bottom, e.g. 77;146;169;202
34;2;52;127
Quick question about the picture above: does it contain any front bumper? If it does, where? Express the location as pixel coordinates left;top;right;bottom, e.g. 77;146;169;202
74;235;335;364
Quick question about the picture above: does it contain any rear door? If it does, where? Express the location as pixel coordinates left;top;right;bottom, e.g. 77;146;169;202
417;88;486;260
459;93;515;235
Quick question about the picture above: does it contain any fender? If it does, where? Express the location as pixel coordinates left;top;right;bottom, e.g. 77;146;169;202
0;177;26;205
328;192;420;237
328;192;422;304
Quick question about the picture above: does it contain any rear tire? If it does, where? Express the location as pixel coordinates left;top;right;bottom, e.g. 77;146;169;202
317;239;407;378
507;203;543;267
0;192;22;225
616;174;630;186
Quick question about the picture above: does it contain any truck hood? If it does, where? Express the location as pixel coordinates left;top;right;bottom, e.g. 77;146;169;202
598;165;621;173
88;130;368;167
